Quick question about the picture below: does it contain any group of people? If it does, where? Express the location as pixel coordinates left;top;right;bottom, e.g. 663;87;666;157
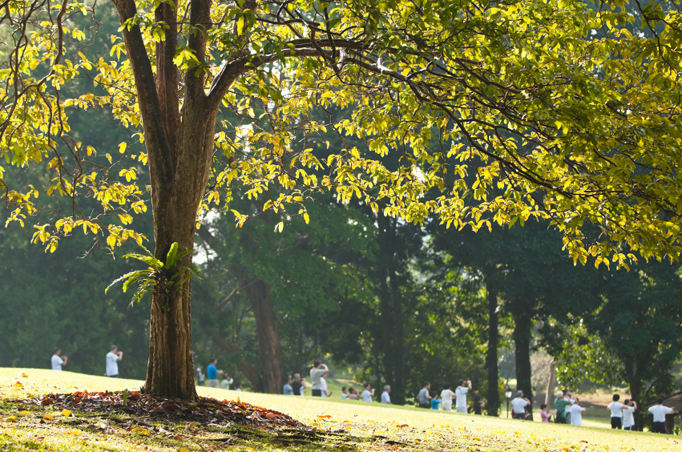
283;361;334;397
51;345;123;377
196;358;242;391
416;380;484;414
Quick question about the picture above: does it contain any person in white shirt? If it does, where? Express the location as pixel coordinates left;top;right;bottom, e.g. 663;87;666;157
511;390;530;420
310;361;329;397
455;379;472;414
607;394;624;429
381;385;392;404
648;398;676;434
361;383;374;402
51;348;67;371
569;398;586;426
106;345;123;377
622;399;637;430
341;387;348;399
221;375;234;390
440;382;456;412
320;372;332;397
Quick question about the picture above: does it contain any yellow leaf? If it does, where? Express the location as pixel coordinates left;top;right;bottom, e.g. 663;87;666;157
131;427;149;435
21;373;28;378
61;409;72;416
43;415;54;421
19;411;30;416
6;416;18;422
118;142;127;154
13;381;23;387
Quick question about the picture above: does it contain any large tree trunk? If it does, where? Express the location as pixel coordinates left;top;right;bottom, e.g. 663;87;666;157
246;279;283;394
113;0;218;401
376;214;406;404
513;308;534;418
485;282;500;416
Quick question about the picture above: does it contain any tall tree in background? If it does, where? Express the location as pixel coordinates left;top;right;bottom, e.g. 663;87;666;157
6;1;682;400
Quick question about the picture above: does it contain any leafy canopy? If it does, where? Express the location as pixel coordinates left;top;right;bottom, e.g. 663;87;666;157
2;0;682;266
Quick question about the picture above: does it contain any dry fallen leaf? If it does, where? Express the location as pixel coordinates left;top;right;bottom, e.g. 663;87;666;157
6;416;18;422
19;411;31;416
131;427;149;435
396;424;409;428
61;409;72;416
21;373;29;378
13;382;23;388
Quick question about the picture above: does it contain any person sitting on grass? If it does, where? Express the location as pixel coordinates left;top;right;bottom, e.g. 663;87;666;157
648;398;676;434
341;387;348;399
283;376;293;395
348;387;360;400
569;398;586;426
608;394;624;429
540;404;552;423
235;382;242;392
431;392;441;410
511;390;530;420
622;399;637;431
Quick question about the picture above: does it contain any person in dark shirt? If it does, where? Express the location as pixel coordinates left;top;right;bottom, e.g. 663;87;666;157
473;394;485;415
290;373;305;395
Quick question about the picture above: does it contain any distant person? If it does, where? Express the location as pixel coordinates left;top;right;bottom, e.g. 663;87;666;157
431;392;441;410
291;373;305;396
511;390;530;420
473;394;485;415
570;398;586;426
455;379;472;414
207;358;223;388
235;382;242;392
554;391;570;424
381;385;392;404
540;404;551;423
221;374;233;390
310;361;329;397
648;398;676;434
341;387;348;399
362;383;374;402
196;366;206;386
321;372;332;397
105;345;122;378
348;387;360;400
622;399;637;431
608;394;624;429
283;377;293;395
440;382;456;412
418;382;432;408
51;348;67;371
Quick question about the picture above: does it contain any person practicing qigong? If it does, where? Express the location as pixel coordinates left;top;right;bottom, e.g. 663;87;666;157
310;361;328;397
51;348;67;371
105;345;122;378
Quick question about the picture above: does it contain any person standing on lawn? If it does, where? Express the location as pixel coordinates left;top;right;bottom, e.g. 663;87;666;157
381;385;392;404
608;394;624;429
569;398;586;426
473;394;485;415
511;390;530;420
310;361;328;397
540;404;551;423
431;392;442;410
622;399;637;431
648;398;676;434
291;373;305;396
51;348;67;371
362;383;375;402
455;379;472;414
554;391;570;424
105;345;122;378
440;382;456;412
207;358;223;388
418;382;432;408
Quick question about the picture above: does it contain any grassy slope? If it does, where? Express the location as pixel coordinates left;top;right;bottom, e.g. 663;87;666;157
0;368;680;451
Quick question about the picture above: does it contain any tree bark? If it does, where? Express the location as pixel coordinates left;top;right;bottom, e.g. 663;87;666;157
485;282;500;416
545;360;555;407
513;308;534;418
629;371;643;431
246;279;283;394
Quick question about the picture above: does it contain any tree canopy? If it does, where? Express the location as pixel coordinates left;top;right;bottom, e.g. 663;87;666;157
4;0;682;398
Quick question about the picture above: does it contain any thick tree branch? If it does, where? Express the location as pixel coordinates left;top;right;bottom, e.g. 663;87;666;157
185;0;213;98
155;0;181;162
112;0;174;188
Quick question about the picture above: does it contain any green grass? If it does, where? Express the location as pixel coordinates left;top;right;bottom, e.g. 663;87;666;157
1;368;680;451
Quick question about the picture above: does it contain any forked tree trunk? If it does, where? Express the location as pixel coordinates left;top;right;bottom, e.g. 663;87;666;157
246;280;283;394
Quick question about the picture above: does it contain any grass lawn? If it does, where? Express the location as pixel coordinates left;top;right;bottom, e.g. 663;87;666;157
1;368;680;451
